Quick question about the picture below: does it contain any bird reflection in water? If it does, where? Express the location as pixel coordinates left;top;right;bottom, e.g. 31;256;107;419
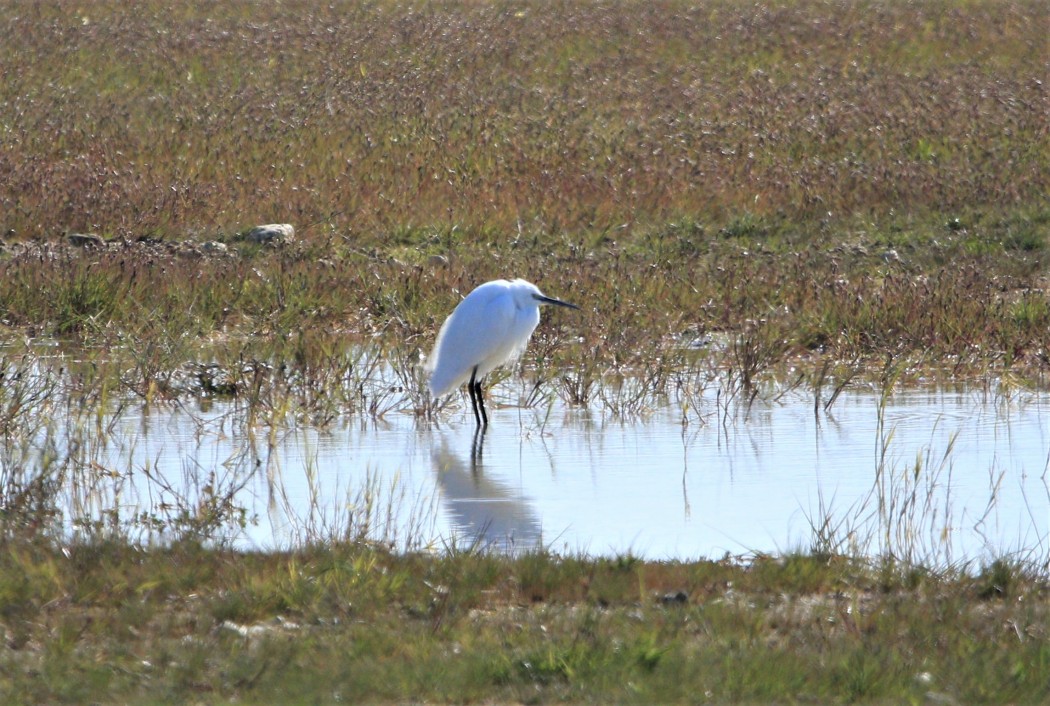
431;429;543;552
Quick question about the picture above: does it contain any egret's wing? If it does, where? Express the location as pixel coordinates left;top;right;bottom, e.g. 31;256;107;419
428;285;516;397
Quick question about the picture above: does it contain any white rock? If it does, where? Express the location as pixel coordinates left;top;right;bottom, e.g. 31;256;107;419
247;223;295;244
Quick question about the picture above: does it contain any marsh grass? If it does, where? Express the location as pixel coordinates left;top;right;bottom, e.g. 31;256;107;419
2;1;1047;240
2;211;1050;407
0;535;1046;704
0;0;1048;390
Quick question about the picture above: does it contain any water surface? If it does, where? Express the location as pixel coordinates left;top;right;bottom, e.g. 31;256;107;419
78;381;1050;566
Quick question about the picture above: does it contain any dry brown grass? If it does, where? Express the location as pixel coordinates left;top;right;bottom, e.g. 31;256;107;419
0;0;1046;241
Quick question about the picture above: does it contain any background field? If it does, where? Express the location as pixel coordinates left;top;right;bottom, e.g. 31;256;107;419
1;0;1049;380
2;0;1048;241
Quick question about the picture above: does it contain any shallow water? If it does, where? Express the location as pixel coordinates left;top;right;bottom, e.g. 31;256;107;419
71;380;1050;566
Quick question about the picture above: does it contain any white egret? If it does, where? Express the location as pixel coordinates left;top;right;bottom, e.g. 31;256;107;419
427;279;579;426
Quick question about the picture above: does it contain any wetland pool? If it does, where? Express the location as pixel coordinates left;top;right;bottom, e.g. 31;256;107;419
52;378;1050;567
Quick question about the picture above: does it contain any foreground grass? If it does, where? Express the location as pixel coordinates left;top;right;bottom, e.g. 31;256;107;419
1;539;1047;704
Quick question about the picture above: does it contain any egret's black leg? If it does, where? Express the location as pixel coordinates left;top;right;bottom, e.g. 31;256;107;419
467;367;479;426
467;380;481;427
468;367;488;427
474;378;488;426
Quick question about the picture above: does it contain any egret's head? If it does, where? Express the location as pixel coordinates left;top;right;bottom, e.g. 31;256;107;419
509;279;580;310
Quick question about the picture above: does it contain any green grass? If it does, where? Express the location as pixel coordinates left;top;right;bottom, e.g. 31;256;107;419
0;539;1047;704
2;209;1049;409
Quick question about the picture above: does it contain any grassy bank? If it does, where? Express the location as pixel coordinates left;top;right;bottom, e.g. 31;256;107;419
2;539;1047;704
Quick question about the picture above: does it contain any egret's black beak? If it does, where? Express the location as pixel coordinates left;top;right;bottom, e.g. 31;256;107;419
534;293;580;310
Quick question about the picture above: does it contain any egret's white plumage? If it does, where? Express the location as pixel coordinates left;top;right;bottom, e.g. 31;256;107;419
427;279;578;425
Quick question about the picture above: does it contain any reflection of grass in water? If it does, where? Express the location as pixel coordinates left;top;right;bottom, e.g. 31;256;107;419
291;461;440;554
803;372;1049;576
4;343;1047;570
0;346;440;551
